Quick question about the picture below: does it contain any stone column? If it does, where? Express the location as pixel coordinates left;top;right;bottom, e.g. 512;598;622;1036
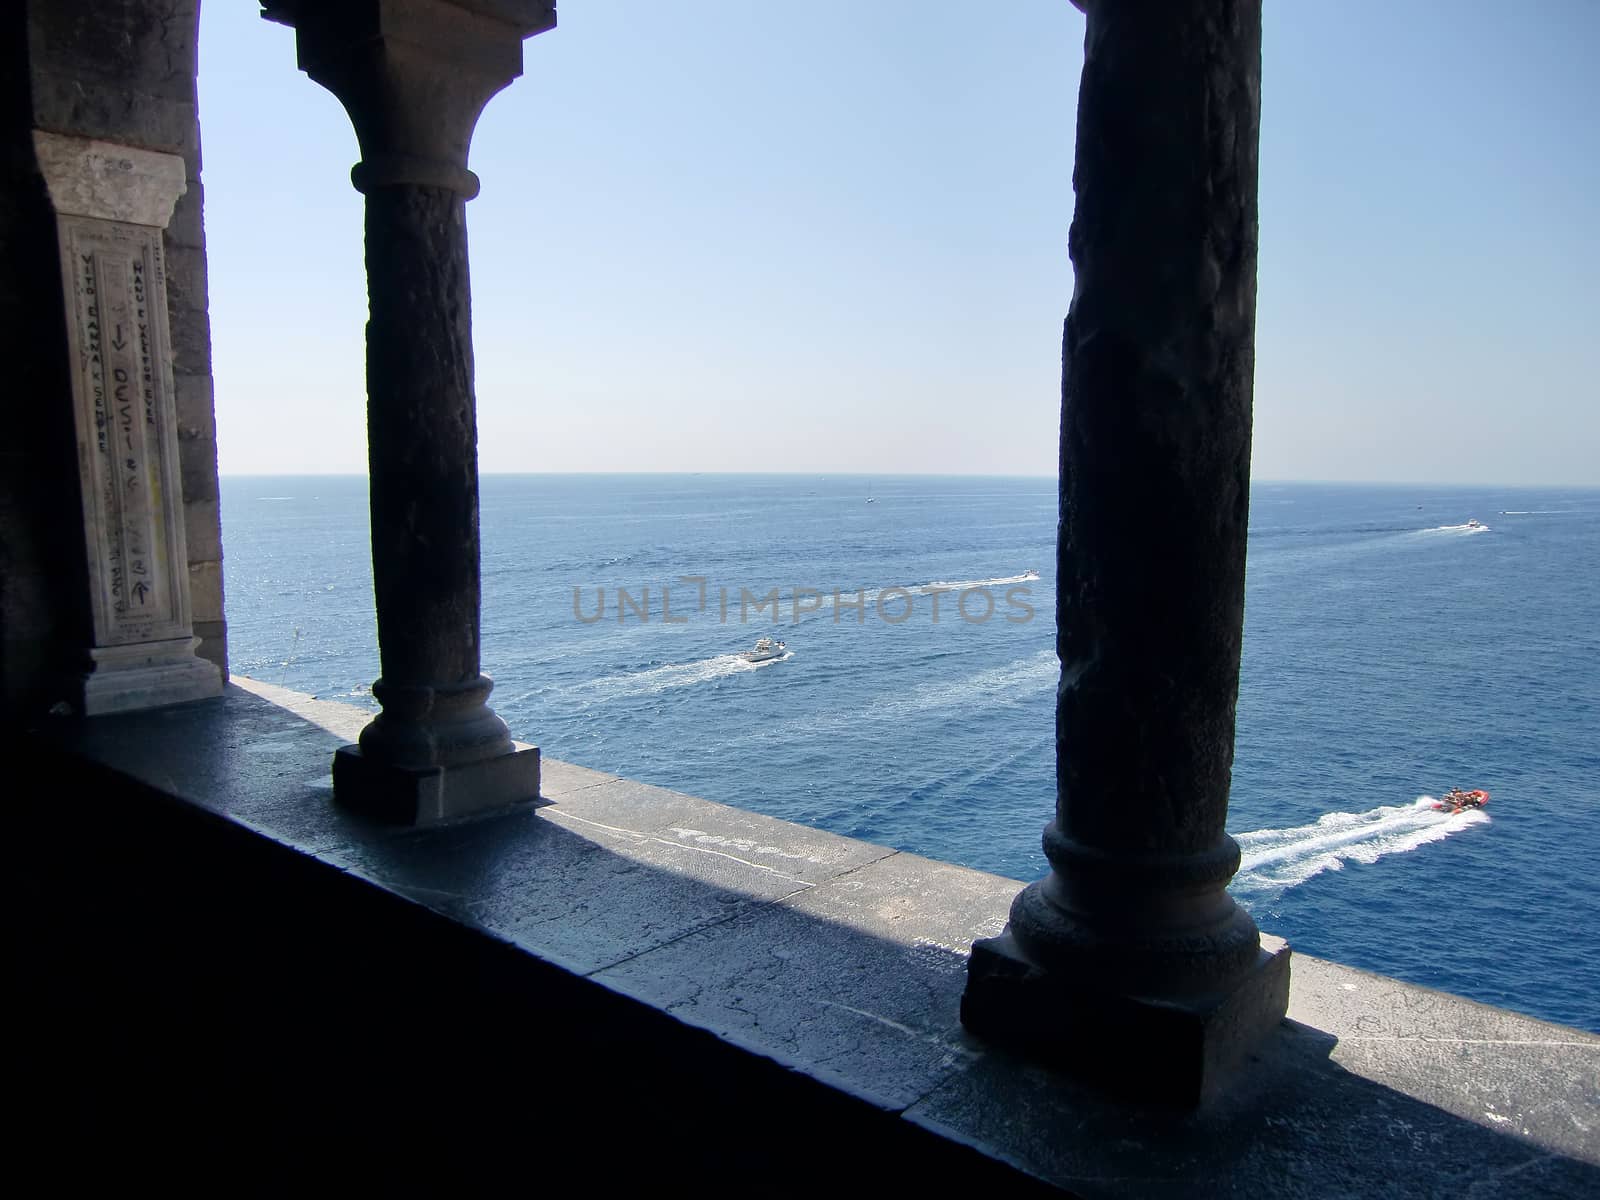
263;0;555;824
961;0;1288;1104
33;132;224;715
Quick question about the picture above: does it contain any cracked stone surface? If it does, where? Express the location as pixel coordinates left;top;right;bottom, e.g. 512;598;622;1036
595;850;1020;1110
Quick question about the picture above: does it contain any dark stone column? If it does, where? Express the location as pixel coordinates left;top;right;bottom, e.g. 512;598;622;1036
263;0;555;824
961;0;1289;1104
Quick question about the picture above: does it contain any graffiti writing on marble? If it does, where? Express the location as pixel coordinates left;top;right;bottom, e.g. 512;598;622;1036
132;258;155;428
79;253;107;454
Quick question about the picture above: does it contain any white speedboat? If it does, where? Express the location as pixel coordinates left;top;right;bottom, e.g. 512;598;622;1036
741;637;788;663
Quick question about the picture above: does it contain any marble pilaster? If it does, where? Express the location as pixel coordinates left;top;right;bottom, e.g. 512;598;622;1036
34;131;222;715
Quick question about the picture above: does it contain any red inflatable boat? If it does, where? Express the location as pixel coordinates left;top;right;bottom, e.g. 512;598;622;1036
1433;788;1490;814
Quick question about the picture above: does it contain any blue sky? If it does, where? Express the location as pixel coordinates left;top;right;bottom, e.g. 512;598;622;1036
199;1;1598;483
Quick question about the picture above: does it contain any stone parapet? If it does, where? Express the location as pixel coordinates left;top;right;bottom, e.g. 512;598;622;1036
23;679;1599;1193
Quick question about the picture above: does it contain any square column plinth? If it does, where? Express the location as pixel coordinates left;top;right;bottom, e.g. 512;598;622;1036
332;743;540;826
962;933;1292;1107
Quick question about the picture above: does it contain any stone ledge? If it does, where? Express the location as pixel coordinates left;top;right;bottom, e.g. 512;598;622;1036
24;678;1600;1195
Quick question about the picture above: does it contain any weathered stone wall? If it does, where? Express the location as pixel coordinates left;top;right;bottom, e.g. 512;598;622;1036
0;4;88;717
0;0;225;717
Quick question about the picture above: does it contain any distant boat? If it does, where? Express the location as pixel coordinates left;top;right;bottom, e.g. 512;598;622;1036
741;637;788;664
866;479;875;504
1466;518;1481;529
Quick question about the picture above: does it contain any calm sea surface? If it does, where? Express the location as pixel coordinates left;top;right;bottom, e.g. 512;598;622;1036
220;475;1600;1033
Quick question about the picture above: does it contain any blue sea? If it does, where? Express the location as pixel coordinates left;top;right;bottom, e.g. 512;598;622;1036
220;475;1600;1033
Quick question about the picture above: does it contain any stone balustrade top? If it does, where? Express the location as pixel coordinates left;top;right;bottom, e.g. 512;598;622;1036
32;678;1600;1196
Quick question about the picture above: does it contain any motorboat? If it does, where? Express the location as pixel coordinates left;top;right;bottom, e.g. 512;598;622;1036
1466;519;1482;529
741;637;788;664
1433;788;1489;814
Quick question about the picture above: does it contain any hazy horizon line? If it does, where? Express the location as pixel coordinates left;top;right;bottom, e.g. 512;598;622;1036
216;470;1600;489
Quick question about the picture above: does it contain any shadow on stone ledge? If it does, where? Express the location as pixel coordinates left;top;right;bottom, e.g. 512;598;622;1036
10;685;1598;1196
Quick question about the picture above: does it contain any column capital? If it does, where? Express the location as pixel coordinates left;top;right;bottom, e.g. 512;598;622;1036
261;0;556;196
32;132;188;228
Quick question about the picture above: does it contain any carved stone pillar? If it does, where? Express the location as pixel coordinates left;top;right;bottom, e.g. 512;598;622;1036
263;0;555;824
34;132;224;716
960;0;1288;1104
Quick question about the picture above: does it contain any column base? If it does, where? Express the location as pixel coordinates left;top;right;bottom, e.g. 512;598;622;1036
332;742;539;827
961;929;1291;1107
79;638;224;715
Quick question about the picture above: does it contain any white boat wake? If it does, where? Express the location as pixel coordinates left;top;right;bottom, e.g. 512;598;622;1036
1419;522;1490;534
911;571;1040;594
577;651;790;700
1232;796;1488;898
737;649;1057;745
875;649;1057;718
